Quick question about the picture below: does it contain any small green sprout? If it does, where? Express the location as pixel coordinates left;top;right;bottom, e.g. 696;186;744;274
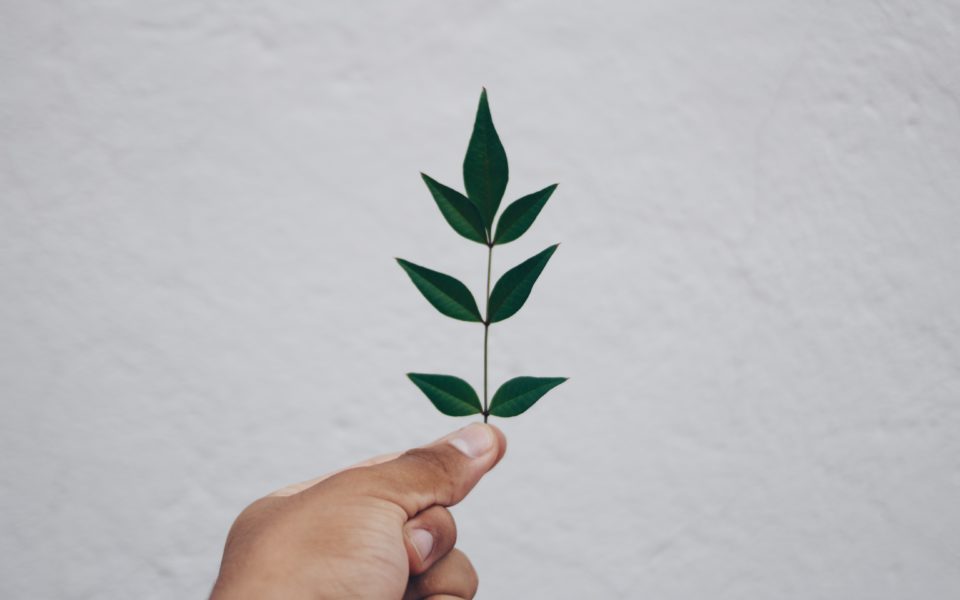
397;89;567;421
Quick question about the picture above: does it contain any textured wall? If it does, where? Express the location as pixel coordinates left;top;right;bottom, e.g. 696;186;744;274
2;1;959;598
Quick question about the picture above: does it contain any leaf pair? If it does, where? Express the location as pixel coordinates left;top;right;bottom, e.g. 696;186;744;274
396;244;558;324
424;175;558;246
423;89;557;246
407;373;566;417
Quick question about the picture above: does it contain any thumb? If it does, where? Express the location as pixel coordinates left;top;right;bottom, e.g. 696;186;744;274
349;423;507;518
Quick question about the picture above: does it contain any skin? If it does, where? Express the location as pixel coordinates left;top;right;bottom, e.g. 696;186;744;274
210;423;507;600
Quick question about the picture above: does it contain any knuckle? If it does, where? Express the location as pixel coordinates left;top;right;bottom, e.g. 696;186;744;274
403;448;457;479
426;505;458;548
401;448;460;501
224;497;282;548
443;508;459;546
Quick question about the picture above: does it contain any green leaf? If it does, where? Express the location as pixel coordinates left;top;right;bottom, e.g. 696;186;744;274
408;373;483;416
421;173;487;244
489;376;567;417
493;184;558;245
396;259;483;322
487;244;558;323
463;88;509;231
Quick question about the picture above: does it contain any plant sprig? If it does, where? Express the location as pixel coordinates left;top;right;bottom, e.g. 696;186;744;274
398;89;566;421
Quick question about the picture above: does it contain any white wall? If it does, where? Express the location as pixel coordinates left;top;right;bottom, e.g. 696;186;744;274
2;1;959;598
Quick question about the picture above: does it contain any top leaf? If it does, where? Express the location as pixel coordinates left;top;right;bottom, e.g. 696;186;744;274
421;173;487;244
463;89;509;232
494;184;558;245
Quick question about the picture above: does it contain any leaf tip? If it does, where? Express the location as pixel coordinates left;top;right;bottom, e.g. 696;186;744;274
477;88;491;111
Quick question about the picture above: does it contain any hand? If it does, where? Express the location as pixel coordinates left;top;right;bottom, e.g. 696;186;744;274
210;423;507;599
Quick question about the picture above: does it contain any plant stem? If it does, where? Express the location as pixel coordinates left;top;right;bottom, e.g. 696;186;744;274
483;242;493;422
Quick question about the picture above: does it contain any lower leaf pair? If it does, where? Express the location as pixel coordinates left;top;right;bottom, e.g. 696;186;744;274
408;373;567;418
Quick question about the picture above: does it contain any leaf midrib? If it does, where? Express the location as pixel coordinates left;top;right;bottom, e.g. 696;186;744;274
421;380;479;411
423;277;473;316
492;254;549;318
494;381;558;413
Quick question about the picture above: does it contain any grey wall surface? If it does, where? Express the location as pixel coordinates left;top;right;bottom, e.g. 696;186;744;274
2;1;959;598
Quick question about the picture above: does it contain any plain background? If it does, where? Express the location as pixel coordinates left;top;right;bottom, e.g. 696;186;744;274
2;1;959;598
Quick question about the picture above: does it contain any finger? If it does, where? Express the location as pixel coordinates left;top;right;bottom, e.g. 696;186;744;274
403;549;478;600
403;506;457;575
273;425;507;498
269;451;403;497
358;423;507;517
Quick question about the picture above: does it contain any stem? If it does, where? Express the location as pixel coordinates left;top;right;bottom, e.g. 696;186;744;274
483;242;493;422
483;324;489;423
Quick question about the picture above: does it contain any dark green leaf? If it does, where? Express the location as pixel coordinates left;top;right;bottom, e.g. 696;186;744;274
421;173;487;244
493;184;558;245
487;244;558;323
463;88;509;231
396;259;483;322
408;373;483;416
489;376;567;417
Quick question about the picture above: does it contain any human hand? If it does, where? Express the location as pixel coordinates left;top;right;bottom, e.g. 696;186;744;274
210;423;507;599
